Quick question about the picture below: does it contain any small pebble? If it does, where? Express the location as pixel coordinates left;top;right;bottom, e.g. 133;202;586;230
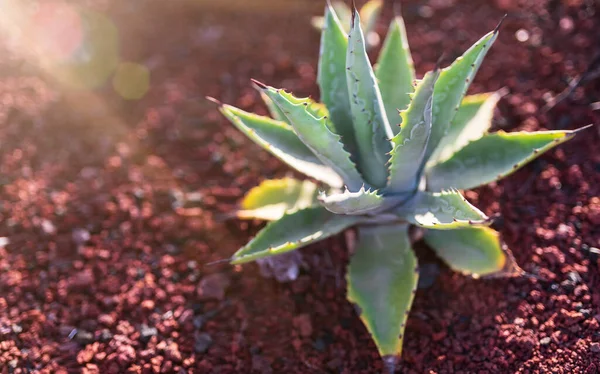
194;333;213;353
140;324;158;342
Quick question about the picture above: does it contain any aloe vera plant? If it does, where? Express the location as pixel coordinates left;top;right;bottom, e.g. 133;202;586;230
209;3;589;371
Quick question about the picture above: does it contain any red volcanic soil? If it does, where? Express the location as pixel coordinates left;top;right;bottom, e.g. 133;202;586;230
0;0;599;373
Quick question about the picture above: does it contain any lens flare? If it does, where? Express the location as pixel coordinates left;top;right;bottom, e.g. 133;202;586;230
30;2;83;63
112;62;151;100
1;1;120;90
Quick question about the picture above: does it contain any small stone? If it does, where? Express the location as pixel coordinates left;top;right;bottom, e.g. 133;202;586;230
164;342;182;362
75;330;95;345
140;324;158;342
77;347;95;364
98;314;115;326
198;273;230;301
117;344;136;365
326;358;342;370
71;270;95;289
193;315;204;329
580;309;592;318
41;219;56;235
540;337;551;345
591;342;600;353
83;363;100;374
194;333;213;353
141;300;155;311
312;337;326;352
293;314;313;338
72;228;91;244
567;271;582;284
98;329;113;342
256;251;303;282
251;355;272;374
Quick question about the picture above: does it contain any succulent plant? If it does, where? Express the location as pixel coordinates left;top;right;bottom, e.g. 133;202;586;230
311;0;382;50
209;3;589;371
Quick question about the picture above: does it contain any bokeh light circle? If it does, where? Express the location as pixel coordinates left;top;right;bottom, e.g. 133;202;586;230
112;62;151;100
29;4;120;89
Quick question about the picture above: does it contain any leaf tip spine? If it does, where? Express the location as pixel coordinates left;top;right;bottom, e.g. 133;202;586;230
351;0;358;27
392;1;403;18
250;78;267;89
572;123;594;134
494;14;508;33
434;52;446;71
205;96;222;106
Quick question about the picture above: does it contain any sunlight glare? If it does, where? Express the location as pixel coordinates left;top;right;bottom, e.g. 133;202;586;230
0;1;120;90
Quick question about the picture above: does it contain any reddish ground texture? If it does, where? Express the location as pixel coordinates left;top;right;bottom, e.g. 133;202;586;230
0;0;599;373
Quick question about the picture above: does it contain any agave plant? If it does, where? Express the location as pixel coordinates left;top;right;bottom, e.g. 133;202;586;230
209;3;588;371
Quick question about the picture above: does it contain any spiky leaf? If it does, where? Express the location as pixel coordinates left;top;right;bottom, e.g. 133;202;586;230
425;28;499;162
318;186;385;215
424;226;515;278
317;3;357;151
346;9;393;188
260;88;330;124
386;69;438;193
347;223;418;368
375;15;415;131
396;190;490;229
258;91;288;123
259;84;365;191
427;130;579;191
237;178;320;221
217;103;343;188
231;206;360;264
429;90;505;163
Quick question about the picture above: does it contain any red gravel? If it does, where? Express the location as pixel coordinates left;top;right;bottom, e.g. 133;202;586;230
0;0;599;373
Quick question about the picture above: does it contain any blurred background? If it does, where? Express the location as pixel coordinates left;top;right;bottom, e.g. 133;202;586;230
0;0;598;372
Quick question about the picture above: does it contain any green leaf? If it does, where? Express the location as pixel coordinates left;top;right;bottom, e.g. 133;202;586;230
318;186;386;215
426;130;578;191
396;190;490;229
386;69;439;193
231;206;360;264
375;15;415;132
347;223;418;367
317;3;357;151
360;0;383;38
425;28;499;163
258;83;365;191
424;226;519;278
217;102;343;188
346;8;394;188
267;88;332;130
237;178;320;221
258;90;288;123
429;90;505;164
